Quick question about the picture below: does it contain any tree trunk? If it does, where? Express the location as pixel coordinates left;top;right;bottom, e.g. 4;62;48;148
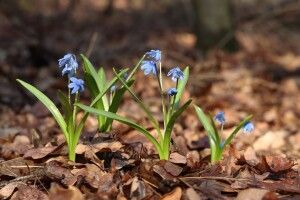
192;0;236;51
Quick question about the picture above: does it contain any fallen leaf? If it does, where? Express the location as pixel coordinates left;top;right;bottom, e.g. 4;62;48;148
0;182;22;199
253;131;287;151
244;147;260;166
185;188;201;200
236;188;270;200
97;173;119;199
49;183;84;200
163;161;183;176
24;141;65;159
161;187;182;200
153;165;175;181
265;155;294;172
130;177;146;200
11;185;48;200
45;160;76;185
75;141;123;154
169;152;187;164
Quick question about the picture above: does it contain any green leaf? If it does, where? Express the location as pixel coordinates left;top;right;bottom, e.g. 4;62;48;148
101;80;135;131
162;99;192;158
57;91;74;137
113;69;162;139
174;67;189;110
76;103;163;156
98;67;107;93
222;115;252;149
17;79;69;144
81;54;107;127
126;54;146;81
90;69;129;107
194;105;219;143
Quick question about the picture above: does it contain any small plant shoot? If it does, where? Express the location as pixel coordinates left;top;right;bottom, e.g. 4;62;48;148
194;105;254;163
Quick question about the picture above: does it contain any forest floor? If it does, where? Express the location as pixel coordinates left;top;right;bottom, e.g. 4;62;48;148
0;1;300;199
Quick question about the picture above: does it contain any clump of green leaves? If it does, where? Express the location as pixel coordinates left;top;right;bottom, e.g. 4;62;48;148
194;106;254;163
77;50;192;160
17;53;128;161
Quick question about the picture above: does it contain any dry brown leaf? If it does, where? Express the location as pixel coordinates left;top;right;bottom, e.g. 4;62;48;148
75;141;123;154
265;155;294;172
84;164;105;189
253;131;287;151
49;183;84;200
161;187;182;200
185;188;202;200
0;182;23;199
130;177;146;200
97;173;119;199
23;143;64;159
236;188;270;200
169;152;187;164
0;157;35;177
244;147;260;166
153;164;175;181
186;151;200;169
11;185;48;200
45;160;76;185
163;161;183;177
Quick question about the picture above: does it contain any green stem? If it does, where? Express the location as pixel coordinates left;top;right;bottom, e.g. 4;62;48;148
156;62;167;133
169;79;179;118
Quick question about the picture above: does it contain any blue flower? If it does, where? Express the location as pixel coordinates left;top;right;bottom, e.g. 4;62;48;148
58;53;78;77
140;61;157;76
167;88;177;96
110;85;116;92
146;50;161;62
243;122;254;134
167;67;184;82
214;111;225;125
68;77;84;94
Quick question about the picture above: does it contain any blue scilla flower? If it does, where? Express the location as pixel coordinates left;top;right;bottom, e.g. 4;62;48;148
243;121;254;134
58;53;78;76
140;60;157;76
214;111;225;125
167;88;177;96
167;67;184;82
146;50;161;62
110;85;116;92
68;77;84;94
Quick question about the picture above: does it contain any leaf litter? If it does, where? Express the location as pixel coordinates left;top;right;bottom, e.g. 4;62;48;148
1;1;300;199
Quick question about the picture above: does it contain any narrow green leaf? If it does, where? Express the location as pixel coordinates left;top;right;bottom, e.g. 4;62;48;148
76;103;162;154
194;105;218;142
90;69;129;107
17;79;69;143
126;54;146;81
98;67;107;92
222;115;252;149
113;68;162;139
102;80;135;131
81;54;107;126
163;99;192;156
74;69;129;142
174;67;189;110
57;90;74;137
